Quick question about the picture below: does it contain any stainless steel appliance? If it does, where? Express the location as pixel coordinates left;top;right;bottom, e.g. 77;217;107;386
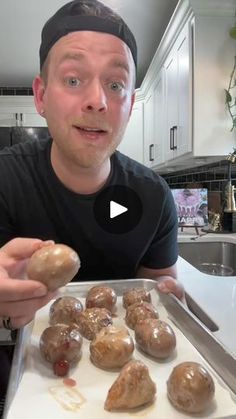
0;126;49;150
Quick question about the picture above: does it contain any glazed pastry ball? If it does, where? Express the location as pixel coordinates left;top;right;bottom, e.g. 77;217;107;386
49;296;83;326
39;323;83;365
90;325;134;369
77;307;113;340
125;301;159;330
123;287;151;309
104;359;156;411
86;285;117;312
27;244;80;291
167;361;215;413
135;318;176;358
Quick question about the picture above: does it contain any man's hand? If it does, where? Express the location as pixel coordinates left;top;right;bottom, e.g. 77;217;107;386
0;238;57;330
136;263;185;301
155;276;184;301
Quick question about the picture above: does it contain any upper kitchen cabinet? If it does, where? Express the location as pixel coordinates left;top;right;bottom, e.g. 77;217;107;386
164;20;192;161
117;98;144;164
141;0;236;172
143;89;154;167
143;70;165;167
0;96;47;127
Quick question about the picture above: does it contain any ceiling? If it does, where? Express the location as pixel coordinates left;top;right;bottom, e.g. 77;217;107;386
0;0;179;89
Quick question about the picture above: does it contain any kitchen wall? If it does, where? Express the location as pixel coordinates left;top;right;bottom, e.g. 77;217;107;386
161;160;236;213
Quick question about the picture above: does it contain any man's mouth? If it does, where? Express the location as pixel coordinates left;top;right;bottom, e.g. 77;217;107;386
77;127;106;132
75;125;107;134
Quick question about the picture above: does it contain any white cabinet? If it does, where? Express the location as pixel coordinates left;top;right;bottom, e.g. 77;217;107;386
143;90;154;167
0;96;47;127
153;70;165;165
117;100;144;164
0;110;46;127
164;20;192;161
143;70;165;167
0;111;21;126
141;0;236;173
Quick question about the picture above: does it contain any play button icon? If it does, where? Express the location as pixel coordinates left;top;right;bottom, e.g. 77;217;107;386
93;185;143;234
110;201;128;219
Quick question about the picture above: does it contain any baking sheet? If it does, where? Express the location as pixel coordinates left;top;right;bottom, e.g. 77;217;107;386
5;279;236;418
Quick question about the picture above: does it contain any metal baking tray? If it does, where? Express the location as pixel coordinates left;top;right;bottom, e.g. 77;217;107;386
3;279;236;418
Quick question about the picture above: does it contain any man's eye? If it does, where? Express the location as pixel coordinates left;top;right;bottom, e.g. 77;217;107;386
109;82;123;92
65;77;81;87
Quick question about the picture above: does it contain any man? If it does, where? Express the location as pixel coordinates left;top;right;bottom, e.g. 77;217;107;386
0;0;182;332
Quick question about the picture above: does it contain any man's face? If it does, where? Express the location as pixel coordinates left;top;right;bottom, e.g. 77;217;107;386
33;31;135;169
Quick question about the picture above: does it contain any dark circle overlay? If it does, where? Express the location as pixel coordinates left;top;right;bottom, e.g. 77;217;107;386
93;185;143;234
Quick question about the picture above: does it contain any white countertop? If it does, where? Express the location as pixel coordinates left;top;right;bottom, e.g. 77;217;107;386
177;231;236;355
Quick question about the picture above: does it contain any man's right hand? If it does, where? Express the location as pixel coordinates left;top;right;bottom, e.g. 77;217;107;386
0;238;57;330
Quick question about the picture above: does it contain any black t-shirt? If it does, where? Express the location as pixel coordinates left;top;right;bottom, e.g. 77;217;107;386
0;138;178;280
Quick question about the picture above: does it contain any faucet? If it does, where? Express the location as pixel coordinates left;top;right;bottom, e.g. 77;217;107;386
224;149;236;213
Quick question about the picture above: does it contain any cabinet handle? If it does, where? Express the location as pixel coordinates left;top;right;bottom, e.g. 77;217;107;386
15;113;24;126
15;113;19;127
173;125;177;150
149;144;154;161
169;127;174;150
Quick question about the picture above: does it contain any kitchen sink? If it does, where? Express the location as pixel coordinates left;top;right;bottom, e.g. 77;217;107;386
178;241;236;276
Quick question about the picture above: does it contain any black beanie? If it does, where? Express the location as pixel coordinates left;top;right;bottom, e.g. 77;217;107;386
39;0;137;69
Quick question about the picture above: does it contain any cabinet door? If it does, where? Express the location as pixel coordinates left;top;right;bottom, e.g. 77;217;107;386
176;23;192;157
0;111;19;126
20;111;47;127
117;101;143;164
153;71;165;166
165;48;178;161
143;91;154;168
0;97;47;127
164;21;192;161
0;110;47;127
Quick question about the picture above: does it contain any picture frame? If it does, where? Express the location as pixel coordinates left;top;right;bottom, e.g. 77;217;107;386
171;188;208;227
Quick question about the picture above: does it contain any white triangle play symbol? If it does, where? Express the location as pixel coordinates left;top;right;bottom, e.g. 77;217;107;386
110;200;128;219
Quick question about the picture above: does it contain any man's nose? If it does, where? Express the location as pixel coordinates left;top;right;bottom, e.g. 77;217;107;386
81;80;108;113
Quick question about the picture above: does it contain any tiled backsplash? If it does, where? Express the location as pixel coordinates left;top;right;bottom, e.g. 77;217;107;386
161;160;236;213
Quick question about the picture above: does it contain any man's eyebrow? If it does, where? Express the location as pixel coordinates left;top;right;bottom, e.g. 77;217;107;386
108;59;130;74
58;52;85;64
58;53;130;74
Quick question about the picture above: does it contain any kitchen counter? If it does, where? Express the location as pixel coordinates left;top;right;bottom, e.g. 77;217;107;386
177;231;236;355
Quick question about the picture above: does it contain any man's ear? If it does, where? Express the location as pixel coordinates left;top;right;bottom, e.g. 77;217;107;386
32;75;46;118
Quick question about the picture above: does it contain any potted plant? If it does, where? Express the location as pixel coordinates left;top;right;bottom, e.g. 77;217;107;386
225;16;236;132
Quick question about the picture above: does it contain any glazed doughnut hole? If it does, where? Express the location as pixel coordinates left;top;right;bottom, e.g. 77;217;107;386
90;325;134;369
135;318;176;359
167;361;215;413
39;323;83;376
122;287;151;309
49;296;83;325
27;243;80;291
77;307;113;340
86;285;117;312
125;301;159;330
